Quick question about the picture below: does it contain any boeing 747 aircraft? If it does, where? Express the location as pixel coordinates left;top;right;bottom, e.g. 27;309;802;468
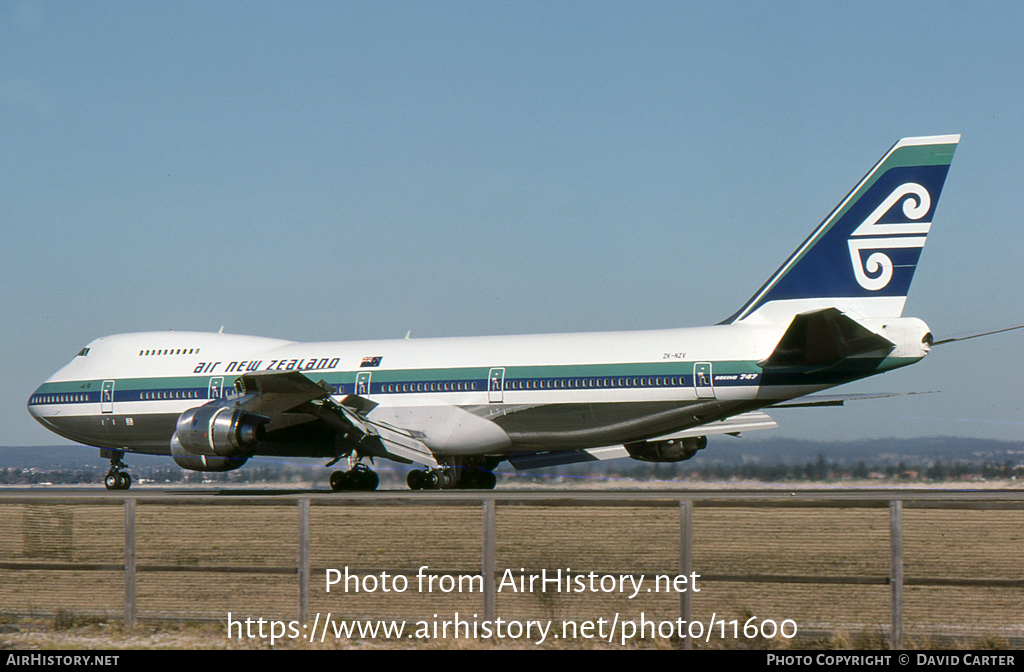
29;135;963;490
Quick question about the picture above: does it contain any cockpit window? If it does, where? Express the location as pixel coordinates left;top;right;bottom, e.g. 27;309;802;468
76;348;90;357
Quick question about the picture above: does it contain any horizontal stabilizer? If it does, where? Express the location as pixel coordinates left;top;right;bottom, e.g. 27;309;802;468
507;411;776;470
759;308;894;369
648;411;778;440
770;390;937;408
507;447;623;470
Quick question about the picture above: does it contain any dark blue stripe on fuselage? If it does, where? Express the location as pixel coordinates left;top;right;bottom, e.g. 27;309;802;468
28;372;768;406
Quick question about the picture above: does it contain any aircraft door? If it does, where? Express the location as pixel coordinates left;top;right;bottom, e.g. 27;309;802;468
694;362;715;399
488;368;505;403
101;380;115;414
355;372;372;396
208;377;224;400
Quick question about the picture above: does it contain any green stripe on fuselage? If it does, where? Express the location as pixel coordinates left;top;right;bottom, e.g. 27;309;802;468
34;360;766;395
34;355;918;399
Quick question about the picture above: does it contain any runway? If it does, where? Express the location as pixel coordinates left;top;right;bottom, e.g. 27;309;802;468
0;484;1022;504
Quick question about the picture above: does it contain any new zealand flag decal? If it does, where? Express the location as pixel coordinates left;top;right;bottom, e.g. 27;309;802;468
360;356;383;368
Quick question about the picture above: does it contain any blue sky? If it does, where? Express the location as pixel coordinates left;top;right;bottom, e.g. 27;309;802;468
3;1;1024;448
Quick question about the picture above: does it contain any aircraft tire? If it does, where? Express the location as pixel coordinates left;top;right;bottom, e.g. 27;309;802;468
330;470;350;492
424;471;443;489
356;468;379;491
458;469;496;490
407;470;425;490
454;469;475;489
104;472;120;490
479;470;496;490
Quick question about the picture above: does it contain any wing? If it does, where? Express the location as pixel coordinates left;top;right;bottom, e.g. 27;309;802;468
232;371;438;467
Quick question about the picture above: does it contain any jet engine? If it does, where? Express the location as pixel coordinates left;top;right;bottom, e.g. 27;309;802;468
170;431;249;472
173;404;268;459
625;435;707;462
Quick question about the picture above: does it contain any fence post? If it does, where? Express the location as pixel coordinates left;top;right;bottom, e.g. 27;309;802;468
124;498;136;629
889;499;903;650
482;499;496;623
298;497;310;624
680;499;693;650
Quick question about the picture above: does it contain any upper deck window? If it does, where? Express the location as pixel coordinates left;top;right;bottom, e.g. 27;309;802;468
140;347;199;356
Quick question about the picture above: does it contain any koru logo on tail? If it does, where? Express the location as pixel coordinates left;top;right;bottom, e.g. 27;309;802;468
847;183;931;291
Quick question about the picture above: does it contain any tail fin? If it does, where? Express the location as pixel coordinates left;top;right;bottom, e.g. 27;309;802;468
725;135;960;325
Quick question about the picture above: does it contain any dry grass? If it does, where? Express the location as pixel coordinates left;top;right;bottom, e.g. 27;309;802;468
0;498;1021;649
0;615;1015;650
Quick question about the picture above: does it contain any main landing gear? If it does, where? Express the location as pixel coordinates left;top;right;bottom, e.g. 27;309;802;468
326;457;498;491
406;465;497;490
458;467;497;490
406;469;443;490
102;449;132;491
329;464;379;492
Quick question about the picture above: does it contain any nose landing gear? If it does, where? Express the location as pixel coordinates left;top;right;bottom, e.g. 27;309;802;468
102;449;132;490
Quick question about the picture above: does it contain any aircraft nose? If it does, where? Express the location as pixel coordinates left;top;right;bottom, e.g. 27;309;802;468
27;388;43;419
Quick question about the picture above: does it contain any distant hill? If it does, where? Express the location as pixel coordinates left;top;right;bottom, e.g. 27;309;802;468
686;436;1024;466
2;436;1021;471
0;445;170;469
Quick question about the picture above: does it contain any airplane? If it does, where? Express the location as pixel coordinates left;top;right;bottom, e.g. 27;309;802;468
28;134;970;491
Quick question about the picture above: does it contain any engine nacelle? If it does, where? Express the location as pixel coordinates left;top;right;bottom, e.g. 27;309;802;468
625;435;707;463
170;432;249;472
173;405;268;458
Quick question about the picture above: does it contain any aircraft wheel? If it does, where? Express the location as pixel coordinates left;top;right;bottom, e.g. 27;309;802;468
459;469;484;489
104;472;120;490
118;472;132;490
330;470;350;492
457;469;496;490
358;469;379;491
479;470;497;490
424;470;444;490
407;470;425;490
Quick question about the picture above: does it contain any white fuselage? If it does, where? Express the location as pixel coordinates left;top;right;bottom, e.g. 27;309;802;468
28;318;927;461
